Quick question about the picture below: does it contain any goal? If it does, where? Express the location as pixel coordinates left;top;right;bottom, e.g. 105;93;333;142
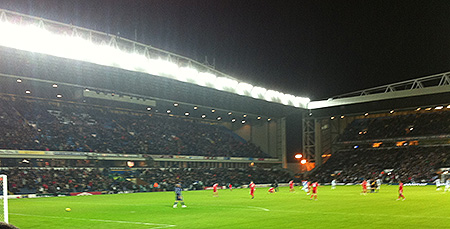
0;175;8;223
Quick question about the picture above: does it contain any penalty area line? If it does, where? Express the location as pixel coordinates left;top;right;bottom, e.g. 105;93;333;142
10;213;176;228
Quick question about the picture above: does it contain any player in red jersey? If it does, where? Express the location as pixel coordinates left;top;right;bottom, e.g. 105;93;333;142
310;182;318;200
289;180;295;192
229;183;232;191
268;187;275;193
361;180;368;195
397;181;405;201
249;181;256;199
213;183;219;197
306;181;312;195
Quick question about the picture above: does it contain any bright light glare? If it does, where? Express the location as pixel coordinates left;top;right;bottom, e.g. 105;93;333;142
250;87;267;99
300;159;307;164
294;154;303;159
0;20;311;108
176;67;198;82
264;90;282;102
236;82;253;96
196;72;217;87
214;77;238;91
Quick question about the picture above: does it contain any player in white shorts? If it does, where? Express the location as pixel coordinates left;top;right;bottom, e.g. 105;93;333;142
445;179;450;192
435;178;441;191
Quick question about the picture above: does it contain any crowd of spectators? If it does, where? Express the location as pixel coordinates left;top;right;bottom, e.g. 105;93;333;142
4;167;293;195
310;146;450;183
0;96;269;158
340;111;450;141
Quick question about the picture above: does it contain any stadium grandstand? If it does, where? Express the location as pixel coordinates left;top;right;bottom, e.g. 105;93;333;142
302;74;450;184
0;7;449;198
0;8;303;195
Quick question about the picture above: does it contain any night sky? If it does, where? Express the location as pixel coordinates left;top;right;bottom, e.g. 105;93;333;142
1;0;450;100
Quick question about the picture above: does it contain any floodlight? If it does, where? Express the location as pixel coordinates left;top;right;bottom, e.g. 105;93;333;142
185;112;190;116
201;114;206;119
176;67;198;83
56;94;62;98
300;159;307;165
147;58;179;78
295;154;303;159
147;107;152;111
241;120;246;124
193;106;198;110
214;77;238;92
25;90;31;94
217;117;222;121
167;110;171;113
330;116;335;120
282;94;297;106
16;79;22;83
236;82;253;96
293;96;310;107
435;106;443;110
211;109;216;113
231;119;236;123
228;112;232;115
250;87;267;99
264;90;282;102
52;84;58;88
196;72;217;87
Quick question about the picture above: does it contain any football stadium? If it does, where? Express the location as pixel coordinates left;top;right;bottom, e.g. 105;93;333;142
0;4;449;229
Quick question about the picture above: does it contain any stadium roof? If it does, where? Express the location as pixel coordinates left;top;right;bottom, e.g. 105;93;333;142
0;8;309;109
308;72;450;109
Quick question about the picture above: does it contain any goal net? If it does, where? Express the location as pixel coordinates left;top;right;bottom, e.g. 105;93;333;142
0;175;8;223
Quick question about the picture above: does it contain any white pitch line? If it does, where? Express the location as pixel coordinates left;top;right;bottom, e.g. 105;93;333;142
273;209;450;220
247;206;270;211
10;213;176;228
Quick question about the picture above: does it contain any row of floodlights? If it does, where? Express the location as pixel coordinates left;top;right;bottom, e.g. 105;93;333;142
155;107;271;123
328;105;450;120
18;79;63;98
415;106;450;111
18;79;272;122
0;20;310;108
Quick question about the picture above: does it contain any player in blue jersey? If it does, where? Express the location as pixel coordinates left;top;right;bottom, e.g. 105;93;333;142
173;184;187;208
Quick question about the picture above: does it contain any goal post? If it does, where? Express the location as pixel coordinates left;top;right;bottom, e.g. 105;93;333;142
0;175;8;223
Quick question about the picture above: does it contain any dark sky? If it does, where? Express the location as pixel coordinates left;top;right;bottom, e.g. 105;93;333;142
1;0;450;100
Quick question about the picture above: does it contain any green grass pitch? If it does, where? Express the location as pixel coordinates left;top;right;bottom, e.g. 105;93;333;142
8;185;450;228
